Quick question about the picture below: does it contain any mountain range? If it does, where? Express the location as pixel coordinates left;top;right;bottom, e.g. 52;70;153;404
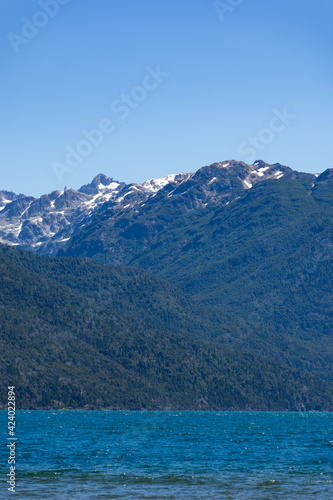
0;172;186;255
1;159;332;410
0;160;313;256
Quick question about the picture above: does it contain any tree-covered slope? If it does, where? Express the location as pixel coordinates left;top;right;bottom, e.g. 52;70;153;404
0;244;224;342
59;165;333;381
0;243;332;410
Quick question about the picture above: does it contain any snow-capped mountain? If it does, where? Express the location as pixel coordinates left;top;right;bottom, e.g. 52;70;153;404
0;160;321;255
0;172;187;254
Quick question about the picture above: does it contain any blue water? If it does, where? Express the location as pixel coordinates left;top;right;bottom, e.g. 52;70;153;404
1;411;332;499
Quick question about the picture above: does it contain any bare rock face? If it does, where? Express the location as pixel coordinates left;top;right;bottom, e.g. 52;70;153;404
0;172;186;253
0;161;317;255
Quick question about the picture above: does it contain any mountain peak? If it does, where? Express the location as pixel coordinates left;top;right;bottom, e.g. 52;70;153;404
252;159;267;168
78;174;124;195
0;161;321;255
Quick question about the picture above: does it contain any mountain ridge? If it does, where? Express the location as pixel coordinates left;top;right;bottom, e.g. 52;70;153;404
1;158;332;410
57;162;333;383
0;171;187;254
0;160;323;255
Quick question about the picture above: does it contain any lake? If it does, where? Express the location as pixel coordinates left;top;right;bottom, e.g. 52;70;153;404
1;411;332;499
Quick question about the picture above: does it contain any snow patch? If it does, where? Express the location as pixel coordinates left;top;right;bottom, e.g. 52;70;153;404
84;193;102;207
253;166;270;177
116;191;134;202
84;190;117;208
100;192;117;202
142;174;178;193
16;223;23;236
0;199;13;210
21;200;34;217
50;191;64;208
98;182;119;191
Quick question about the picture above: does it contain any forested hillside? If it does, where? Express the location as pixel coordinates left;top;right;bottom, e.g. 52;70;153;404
1;243;331;411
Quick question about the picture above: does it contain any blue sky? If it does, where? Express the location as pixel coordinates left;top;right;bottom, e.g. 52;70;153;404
1;0;332;196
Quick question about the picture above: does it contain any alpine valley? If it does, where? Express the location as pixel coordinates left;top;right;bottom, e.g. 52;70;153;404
1;159;332;410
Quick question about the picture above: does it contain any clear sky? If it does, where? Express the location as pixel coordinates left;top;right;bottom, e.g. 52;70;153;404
1;0;332;197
